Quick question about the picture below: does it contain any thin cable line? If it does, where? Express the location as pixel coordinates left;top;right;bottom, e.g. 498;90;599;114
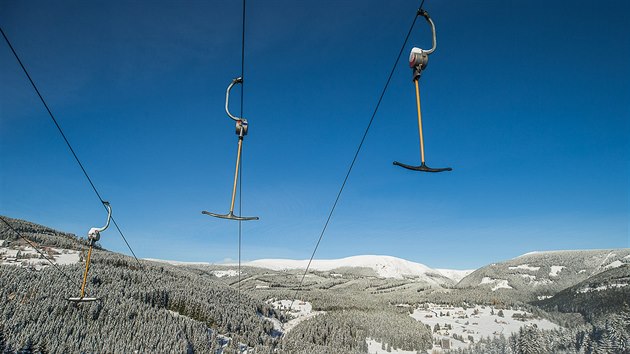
0;27;145;268
289;7;422;308
1;25;156;286
1;26;193;347
236;0;247;340
1;27;105;203
1;22;229;352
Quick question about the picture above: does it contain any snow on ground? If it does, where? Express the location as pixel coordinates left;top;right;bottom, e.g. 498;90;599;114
144;258;212;266
169;310;253;353
435;268;475;283
145;255;476;284
366;338;417;354
212;270;239;277
266;299;324;334
549;265;565;277
1;243;80;270
508;264;540;272
246;255;470;284
604;260;624;269
577;283;628;293
411;304;559;351
53;248;81;265
248;255;435;279
480;277;513;291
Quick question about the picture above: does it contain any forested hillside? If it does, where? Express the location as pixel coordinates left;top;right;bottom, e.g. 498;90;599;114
535;264;630;321
0;217;282;353
457;249;630;301
0;216;96;250
2;216;629;353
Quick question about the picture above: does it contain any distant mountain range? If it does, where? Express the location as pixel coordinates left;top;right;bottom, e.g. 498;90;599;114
245;255;474;284
457;249;630;300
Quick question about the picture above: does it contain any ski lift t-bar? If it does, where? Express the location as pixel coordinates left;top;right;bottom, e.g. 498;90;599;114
68;201;111;303
393;9;452;173
202;77;259;221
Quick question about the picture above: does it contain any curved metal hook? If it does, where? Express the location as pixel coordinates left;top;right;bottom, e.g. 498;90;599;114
225;77;244;122
88;202;111;240
418;9;436;55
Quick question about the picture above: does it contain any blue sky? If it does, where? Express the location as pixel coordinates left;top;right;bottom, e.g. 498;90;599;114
1;0;628;269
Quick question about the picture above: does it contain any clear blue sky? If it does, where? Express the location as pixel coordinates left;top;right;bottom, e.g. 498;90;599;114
1;0;628;269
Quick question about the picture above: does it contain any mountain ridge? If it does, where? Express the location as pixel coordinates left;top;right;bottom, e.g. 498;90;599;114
146;255;474;283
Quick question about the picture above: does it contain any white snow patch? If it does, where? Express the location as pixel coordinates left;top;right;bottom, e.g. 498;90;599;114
330;273;343;278
1;244;80;270
435;268;475;283
480;277;494;285
549;266;565;277
491;280;513;291
480;277;512;291
212;270;239;278
604;260;624;269
267;299;324;334
144;258;211;266
532;279;552;286
366;338;418;354
578;269;586;274
537;295;553;300
577;283;628;293
509;264;540;272
411;304;559;351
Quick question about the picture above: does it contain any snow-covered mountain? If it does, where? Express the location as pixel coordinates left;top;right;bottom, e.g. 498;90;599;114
457;249;630;299
145;255;473;284
245;255;473;283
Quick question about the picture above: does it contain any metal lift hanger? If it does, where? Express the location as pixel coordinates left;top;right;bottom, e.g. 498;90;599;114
393;9;452;173
68;201;111;303
202;77;259;221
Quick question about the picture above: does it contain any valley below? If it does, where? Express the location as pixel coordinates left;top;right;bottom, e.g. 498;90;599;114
1;216;629;353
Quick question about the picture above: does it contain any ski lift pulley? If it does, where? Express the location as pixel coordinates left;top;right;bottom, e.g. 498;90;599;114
393;9;452;173
68;201;111;303
202;77;259;221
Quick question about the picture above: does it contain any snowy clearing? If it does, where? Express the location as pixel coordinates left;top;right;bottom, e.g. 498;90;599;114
508;264;540;272
549;265;565;277
577;283;628;293
212;270;240;278
267;299;324;334
480;277;513;291
0;243;80;270
435;268;475;283
411;304;559;351
604;260;624;269
366;338;417;354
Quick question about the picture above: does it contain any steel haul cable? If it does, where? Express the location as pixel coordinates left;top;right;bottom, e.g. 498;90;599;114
289;3;425;309
237;0;247;340
0;26;196;350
